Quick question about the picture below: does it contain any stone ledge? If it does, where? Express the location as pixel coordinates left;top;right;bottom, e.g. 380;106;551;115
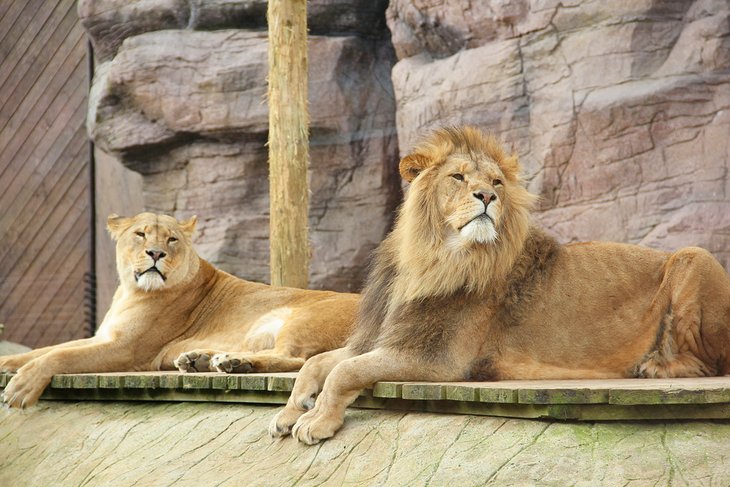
3;372;730;420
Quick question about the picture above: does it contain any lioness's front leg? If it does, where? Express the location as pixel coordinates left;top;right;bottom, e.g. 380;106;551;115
0;338;98;373
269;347;354;437
2;341;134;409
291;348;456;445
174;349;222;372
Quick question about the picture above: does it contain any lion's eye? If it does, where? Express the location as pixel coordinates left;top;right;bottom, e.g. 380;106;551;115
493;178;503;186
168;237;178;243
451;173;464;181
135;231;145;238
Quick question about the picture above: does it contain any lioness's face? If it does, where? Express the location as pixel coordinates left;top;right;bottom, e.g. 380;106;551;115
108;212;198;292
434;154;506;245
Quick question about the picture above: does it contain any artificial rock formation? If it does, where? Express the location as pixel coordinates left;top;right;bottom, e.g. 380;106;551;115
81;0;399;291
388;0;730;269
81;0;730;293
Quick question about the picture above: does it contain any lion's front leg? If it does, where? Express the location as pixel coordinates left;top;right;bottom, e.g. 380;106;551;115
291;347;446;445
269;347;353;438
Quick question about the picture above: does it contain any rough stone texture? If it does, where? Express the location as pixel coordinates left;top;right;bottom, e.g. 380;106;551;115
388;0;730;269
2;402;730;485
82;1;399;291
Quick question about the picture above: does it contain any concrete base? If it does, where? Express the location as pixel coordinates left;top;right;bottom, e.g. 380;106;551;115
2;401;730;485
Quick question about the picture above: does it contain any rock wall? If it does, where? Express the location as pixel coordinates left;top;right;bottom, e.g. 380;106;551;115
388;0;730;269
82;0;730;292
81;0;400;291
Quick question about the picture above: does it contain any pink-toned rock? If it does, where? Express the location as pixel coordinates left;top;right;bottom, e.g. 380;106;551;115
88;29;399;291
388;0;730;270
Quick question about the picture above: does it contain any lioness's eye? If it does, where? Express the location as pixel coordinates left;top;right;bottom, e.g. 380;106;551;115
168;237;178;243
451;173;464;181
135;231;145;238
493;178;503;186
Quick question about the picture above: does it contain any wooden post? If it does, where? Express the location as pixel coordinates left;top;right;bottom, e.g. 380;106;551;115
267;0;309;288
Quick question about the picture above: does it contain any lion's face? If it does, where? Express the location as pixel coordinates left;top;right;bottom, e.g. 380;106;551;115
107;212;198;292
432;153;506;246
398;127;532;252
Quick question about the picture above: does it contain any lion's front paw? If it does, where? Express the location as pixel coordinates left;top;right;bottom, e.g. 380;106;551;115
269;406;305;438
211;353;253;373
291;408;344;445
174;351;212;372
1;365;50;409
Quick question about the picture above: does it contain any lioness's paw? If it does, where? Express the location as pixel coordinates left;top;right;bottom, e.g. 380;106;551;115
1;366;49;409
0;357;23;374
292;409;343;445
211;354;253;374
174;351;212;372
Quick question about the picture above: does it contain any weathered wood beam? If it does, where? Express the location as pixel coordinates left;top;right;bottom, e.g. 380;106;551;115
267;0;309;288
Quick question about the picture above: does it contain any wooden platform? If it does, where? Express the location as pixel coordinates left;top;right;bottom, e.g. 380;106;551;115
3;372;730;421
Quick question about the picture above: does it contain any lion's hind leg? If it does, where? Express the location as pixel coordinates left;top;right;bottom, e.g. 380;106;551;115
638;247;730;378
269;347;353;438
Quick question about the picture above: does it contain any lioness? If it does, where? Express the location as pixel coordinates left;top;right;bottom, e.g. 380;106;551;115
0;212;358;408
270;126;730;444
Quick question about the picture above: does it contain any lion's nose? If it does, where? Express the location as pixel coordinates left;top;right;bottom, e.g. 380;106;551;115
146;249;167;262
473;190;497;204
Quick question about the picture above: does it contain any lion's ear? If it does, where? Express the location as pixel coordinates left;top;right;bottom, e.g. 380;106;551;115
107;214;133;241
399;153;431;183
180;215;197;237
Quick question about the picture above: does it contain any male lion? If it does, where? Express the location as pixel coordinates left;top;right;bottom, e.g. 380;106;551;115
270;126;730;444
0;212;358;408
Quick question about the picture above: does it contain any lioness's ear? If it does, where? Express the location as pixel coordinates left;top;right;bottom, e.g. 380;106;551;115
107;214;132;241
180;215;197;237
399;153;430;183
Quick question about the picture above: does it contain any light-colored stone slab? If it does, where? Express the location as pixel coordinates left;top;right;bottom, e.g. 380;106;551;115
2;401;730;486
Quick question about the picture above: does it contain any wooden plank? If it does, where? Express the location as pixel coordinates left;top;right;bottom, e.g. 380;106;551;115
1;184;88;337
0;0;47;60
122;375;161;389
0;57;87;225
29;255;87;347
0;0;80;126
182;374;213;390
239;375;268;391
373;382;402;399
401;383;446;401
2;373;729;421
518;387;609;404
0;0;20;26
0;125;87;272
159;374;182;389
267;375;295;392
0;26;85;177
0;119;88;310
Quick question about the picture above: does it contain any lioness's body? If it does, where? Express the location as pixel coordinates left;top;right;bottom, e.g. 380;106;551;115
271;126;730;444
1;213;357;408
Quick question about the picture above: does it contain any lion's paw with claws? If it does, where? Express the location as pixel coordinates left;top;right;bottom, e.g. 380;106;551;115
291;408;343;445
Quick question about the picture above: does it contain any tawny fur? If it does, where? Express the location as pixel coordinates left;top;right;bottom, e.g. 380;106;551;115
271;126;730;445
0;212;358;409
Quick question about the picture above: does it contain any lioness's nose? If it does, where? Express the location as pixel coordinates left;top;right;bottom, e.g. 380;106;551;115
473;190;497;204
146;249;167;261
